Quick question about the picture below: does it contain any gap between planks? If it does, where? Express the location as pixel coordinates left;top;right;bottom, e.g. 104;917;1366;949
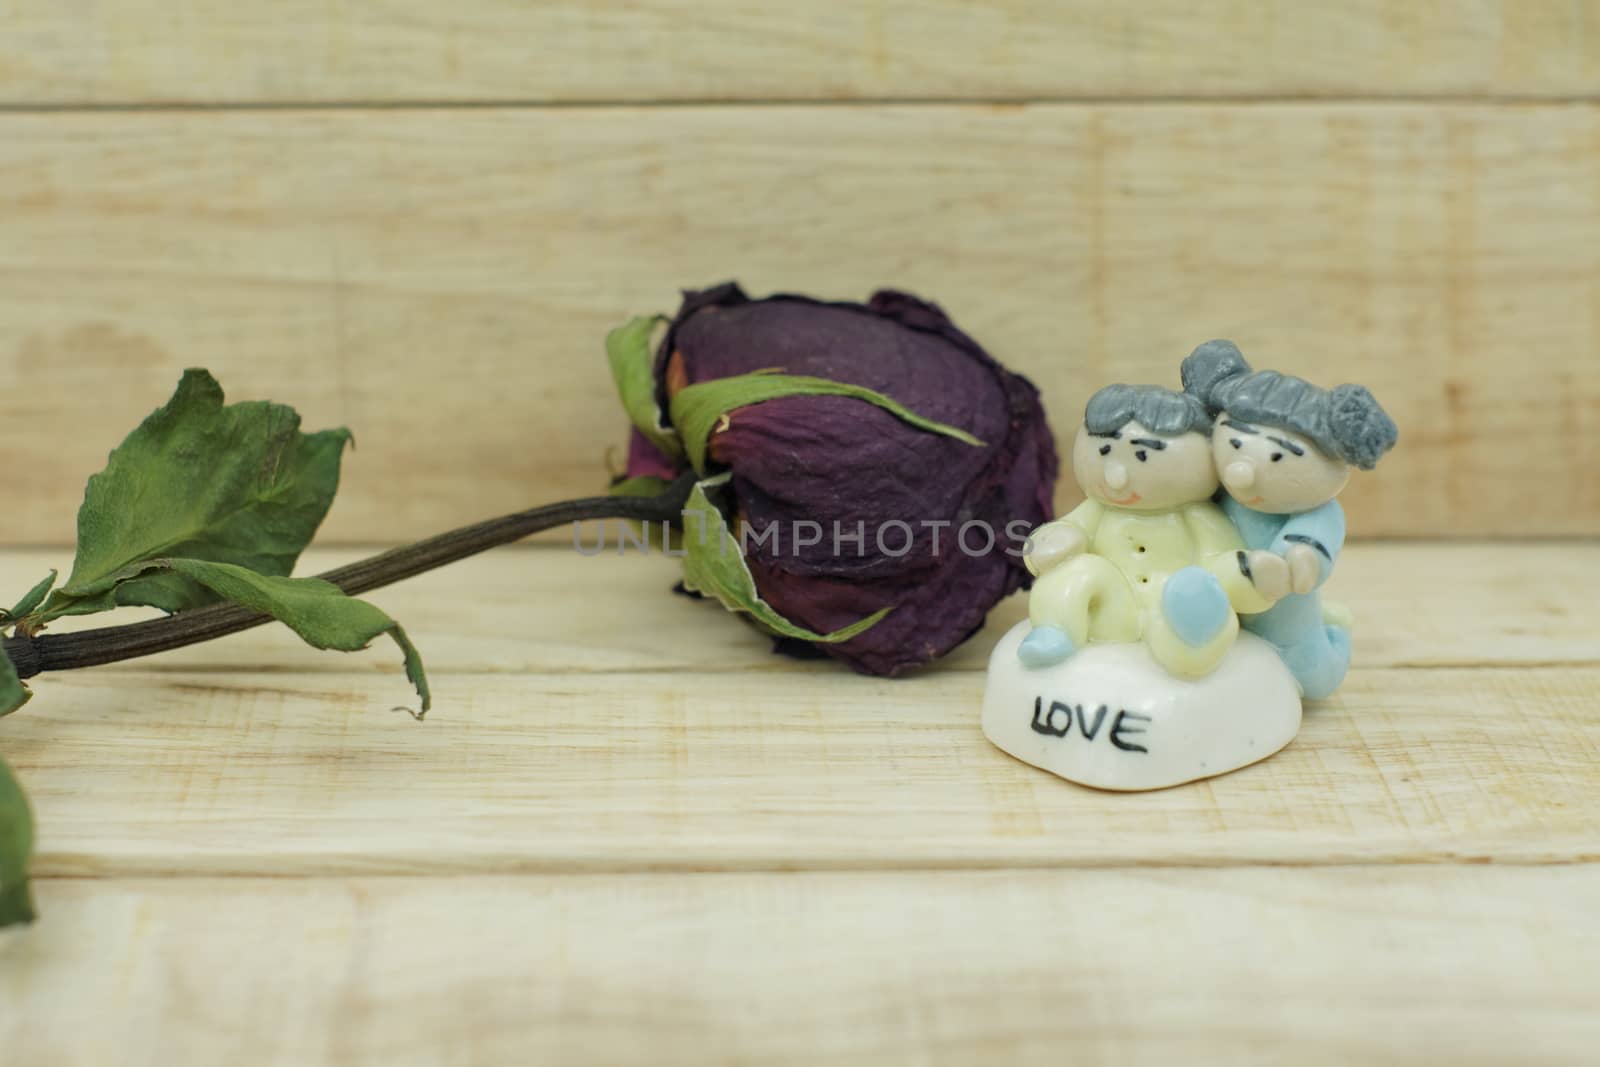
23;853;1600;883
4;95;1600;114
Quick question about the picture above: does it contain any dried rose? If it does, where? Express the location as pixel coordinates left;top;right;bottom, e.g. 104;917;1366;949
608;282;1058;676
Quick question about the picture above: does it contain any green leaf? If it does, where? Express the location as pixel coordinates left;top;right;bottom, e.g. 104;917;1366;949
669;370;984;473
606;315;684;462
154;558;431;713
680;476;888;644
36;369;351;624
0;639;31;720
0;645;33;922
0;749;36;927
1;570;55;624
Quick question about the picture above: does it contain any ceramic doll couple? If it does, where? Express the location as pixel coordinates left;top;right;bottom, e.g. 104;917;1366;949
1019;341;1396;696
981;341;1395;790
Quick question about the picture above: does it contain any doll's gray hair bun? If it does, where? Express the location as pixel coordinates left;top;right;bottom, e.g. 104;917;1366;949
1179;340;1398;470
1326;384;1398;471
1179;339;1252;407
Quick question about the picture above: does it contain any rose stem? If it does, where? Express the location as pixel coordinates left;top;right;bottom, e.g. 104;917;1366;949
2;472;698;680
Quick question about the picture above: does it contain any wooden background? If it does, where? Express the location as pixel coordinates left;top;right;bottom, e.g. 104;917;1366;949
3;2;1599;542
4;5;1600;1066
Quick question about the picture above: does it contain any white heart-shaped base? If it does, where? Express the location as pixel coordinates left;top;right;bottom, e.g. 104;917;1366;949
982;621;1302;791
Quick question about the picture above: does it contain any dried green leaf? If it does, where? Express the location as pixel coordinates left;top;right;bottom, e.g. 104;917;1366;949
37;369;351;624
0;749;35;927
156;558;430;713
606;315;684;462
0;640;31;721
2;571;55;624
668;369;983;473
680;476;888;643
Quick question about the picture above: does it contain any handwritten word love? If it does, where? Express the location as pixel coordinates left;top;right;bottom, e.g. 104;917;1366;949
1030;697;1151;754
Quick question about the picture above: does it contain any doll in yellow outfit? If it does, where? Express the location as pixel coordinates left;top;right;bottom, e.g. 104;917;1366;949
1020;384;1292;678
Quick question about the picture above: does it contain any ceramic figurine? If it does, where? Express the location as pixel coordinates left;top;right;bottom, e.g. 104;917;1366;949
982;343;1396;790
1181;341;1397;699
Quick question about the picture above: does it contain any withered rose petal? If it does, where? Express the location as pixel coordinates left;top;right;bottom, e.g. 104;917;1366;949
745;546;1013;677
626;282;1058;676
623;428;682;483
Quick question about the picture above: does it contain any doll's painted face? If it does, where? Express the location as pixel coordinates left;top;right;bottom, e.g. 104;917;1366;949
1211;415;1350;514
1071;420;1218;512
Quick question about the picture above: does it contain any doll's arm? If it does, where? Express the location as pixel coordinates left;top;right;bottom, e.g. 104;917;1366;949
1023;499;1102;577
1273;500;1346;593
1187;503;1282;613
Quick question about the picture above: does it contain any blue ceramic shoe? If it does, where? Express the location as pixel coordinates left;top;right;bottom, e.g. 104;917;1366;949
1017;624;1075;669
1162;566;1232;648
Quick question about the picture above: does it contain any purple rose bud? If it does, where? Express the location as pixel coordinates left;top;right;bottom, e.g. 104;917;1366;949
623;282;1058;677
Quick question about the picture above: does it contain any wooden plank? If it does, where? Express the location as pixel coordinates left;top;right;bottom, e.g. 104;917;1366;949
0;542;1595;677
2;662;1597;877
3;2;1598;105
5;868;1598;1066
2;105;1597;540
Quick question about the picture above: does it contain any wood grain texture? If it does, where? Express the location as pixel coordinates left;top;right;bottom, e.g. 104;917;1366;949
2;538;1597;1064
2;105;1598;540
0;541;1595;677
4;17;1599;1045
6;868;1599;1067
2;660;1595;876
3;1;1598;105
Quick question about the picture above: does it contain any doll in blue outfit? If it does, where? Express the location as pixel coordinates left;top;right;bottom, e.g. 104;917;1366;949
1180;342;1398;699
